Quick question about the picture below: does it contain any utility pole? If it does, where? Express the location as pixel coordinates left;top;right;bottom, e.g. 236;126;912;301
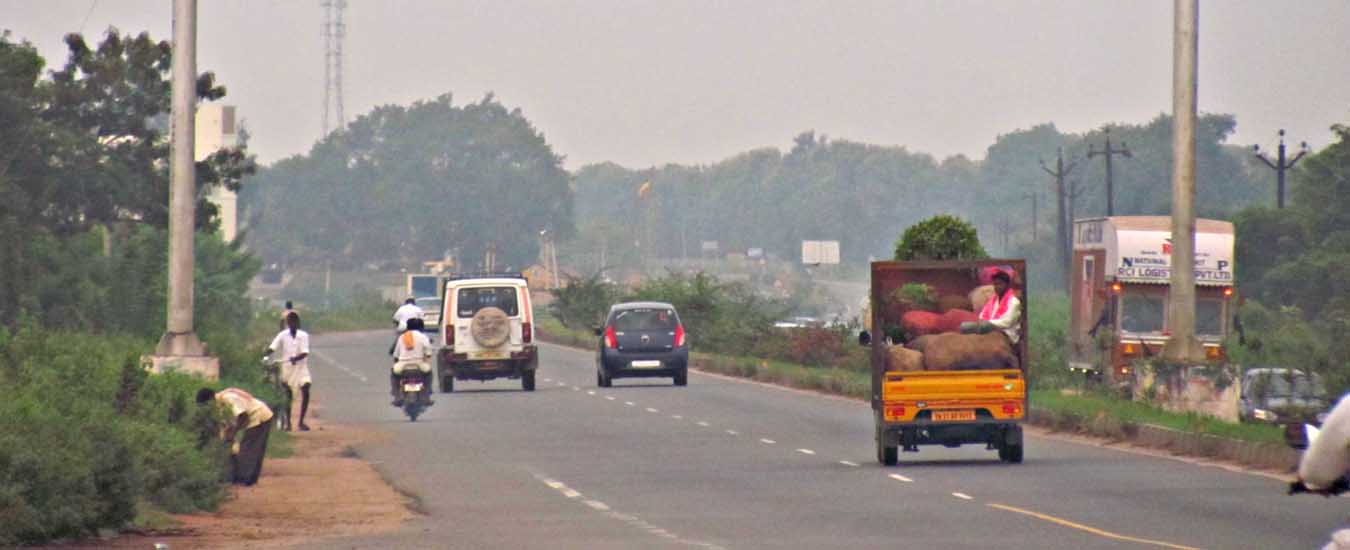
1163;0;1202;364
151;0;217;379
1040;148;1078;290
1087;128;1133;216
1020;191;1040;240
1253;129;1309;209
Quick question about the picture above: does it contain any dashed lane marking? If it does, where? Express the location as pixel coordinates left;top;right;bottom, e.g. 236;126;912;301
697;421;710;427
646;408;659;413
796;449;816;455
840;460;860;467
760;438;776;444
587;390;596;395
726;430;739;435
889;474;914;483
605;396;616;401
585;500;611;511
310;350;368;382
671;415;683;420
987;503;1202;550
533;473;726;550
952;492;973;500
625;401;636;406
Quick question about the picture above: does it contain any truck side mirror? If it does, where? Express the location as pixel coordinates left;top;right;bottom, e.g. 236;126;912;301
858;330;872;346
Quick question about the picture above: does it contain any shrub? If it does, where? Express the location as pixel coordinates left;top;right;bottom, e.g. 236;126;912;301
893;215;989;261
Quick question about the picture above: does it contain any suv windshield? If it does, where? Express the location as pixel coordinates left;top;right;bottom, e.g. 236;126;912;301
611;308;677;330
457;287;519;318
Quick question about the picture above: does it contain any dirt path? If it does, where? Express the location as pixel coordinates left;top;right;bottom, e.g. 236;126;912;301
50;404;414;550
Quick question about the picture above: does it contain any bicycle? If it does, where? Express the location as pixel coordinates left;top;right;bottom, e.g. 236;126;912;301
262;356;293;432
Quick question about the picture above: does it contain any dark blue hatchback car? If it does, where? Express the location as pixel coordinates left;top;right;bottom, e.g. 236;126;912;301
595;302;688;387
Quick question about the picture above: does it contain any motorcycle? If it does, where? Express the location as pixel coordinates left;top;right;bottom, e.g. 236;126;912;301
396;370;431;422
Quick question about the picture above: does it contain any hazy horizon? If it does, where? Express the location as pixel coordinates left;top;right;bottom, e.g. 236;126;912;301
5;1;1348;170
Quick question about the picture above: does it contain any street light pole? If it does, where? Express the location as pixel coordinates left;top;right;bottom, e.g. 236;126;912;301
1163;0;1202;364
152;0;216;378
1253;129;1309;209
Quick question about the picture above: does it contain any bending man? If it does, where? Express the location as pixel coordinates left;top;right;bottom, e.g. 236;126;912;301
197;387;274;486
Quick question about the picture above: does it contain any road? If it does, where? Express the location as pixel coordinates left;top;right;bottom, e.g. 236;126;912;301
300;331;1344;550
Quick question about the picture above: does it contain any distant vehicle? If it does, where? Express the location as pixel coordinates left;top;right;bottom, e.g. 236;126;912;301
1068;216;1236;389
407;273;446;299
773;316;821;329
1239;367;1328;424
595;302;689;387
416;297;443;333
437;273;537;392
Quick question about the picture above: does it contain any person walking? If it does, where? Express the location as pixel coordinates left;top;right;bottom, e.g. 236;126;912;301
268;312;313;431
197;387;274;486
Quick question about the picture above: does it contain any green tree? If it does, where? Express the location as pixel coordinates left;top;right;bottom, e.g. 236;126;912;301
893;215;988;261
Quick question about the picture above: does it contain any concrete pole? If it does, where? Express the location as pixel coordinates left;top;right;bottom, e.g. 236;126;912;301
157;0;201;354
1163;0;1202;363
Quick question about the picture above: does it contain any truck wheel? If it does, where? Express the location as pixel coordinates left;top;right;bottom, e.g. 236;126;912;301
999;427;1024;463
876;426;898;466
522;371;536;392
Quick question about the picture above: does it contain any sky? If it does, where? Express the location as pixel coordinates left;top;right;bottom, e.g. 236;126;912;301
4;1;1349;170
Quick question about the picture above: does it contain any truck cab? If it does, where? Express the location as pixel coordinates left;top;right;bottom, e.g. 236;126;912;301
1068;217;1235;388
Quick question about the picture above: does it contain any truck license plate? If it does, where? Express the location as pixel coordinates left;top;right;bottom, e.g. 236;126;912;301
631;360;662;368
932;410;976;422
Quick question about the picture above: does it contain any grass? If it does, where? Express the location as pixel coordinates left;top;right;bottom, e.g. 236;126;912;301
266;429;295;459
1031;389;1284;444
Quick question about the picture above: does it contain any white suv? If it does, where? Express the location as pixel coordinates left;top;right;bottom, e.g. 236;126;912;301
438;274;538;392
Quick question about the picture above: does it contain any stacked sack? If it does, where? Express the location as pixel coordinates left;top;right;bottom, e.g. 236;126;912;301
881;282;1016;372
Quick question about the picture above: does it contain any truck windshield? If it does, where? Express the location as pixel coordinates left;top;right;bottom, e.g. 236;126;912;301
1196;298;1224;336
1120;293;1165;334
411;276;439;298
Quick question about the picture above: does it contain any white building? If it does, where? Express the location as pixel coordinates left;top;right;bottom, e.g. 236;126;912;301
195;104;240;241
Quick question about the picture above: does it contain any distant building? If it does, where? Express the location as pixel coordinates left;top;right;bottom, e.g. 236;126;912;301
195;104;240;241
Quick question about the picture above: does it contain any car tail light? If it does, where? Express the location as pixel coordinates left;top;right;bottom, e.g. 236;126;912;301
445;325;454;346
522;322;532;343
604;326;618;349
674;324;686;347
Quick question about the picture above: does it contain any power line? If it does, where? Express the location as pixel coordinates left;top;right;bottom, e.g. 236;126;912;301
1252;129;1309;209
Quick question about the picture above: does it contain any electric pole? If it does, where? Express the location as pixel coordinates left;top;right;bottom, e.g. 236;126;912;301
1253;129;1309;209
1040;147;1078;290
1164;0;1202;364
1020;191;1040;240
151;0;217;379
1087;128;1133;216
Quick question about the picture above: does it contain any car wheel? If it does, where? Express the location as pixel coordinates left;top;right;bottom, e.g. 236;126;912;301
597;368;612;388
674;370;688;386
522;370;536;392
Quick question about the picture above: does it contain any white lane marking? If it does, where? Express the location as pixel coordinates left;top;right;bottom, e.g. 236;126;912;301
726;430;739;435
671;415;683;420
605;396;616;400
587;390;596;395
557;381;568;387
889;474;914;483
760;438;776;444
952;492;973;500
625;401;636;406
310;350;369;382
572;386;580;391
646;407;659;413
533;473;726;550
697;421;710;427
544;378;553;382
840;460;860;467
797;449;816;455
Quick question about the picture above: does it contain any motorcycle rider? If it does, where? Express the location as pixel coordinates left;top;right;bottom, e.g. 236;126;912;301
390;317;435;406
390;297;425;355
1292;393;1350;549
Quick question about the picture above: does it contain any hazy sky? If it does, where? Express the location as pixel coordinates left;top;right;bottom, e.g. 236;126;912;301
5;1;1349;169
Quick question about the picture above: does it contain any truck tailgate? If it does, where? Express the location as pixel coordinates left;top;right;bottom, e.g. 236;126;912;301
881;369;1026;423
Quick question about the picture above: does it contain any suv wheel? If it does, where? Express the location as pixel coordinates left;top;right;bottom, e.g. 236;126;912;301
522;370;536;392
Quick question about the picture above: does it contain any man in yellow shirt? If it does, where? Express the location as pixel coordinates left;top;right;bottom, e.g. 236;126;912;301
198;387;274;486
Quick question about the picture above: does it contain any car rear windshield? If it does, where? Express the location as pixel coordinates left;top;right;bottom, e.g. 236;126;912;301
456;287;519;318
611;308;678;331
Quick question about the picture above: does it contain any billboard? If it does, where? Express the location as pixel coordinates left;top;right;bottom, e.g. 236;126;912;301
801;240;840;265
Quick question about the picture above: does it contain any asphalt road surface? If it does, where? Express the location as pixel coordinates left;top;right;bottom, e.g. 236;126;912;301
298;331;1345;550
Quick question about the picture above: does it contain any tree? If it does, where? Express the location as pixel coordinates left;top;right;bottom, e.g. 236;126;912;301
893;215;988;261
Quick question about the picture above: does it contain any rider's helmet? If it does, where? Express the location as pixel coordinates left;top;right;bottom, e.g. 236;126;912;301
407;317;425;332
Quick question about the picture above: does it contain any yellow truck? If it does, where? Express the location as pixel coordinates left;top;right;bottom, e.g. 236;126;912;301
862;260;1029;466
